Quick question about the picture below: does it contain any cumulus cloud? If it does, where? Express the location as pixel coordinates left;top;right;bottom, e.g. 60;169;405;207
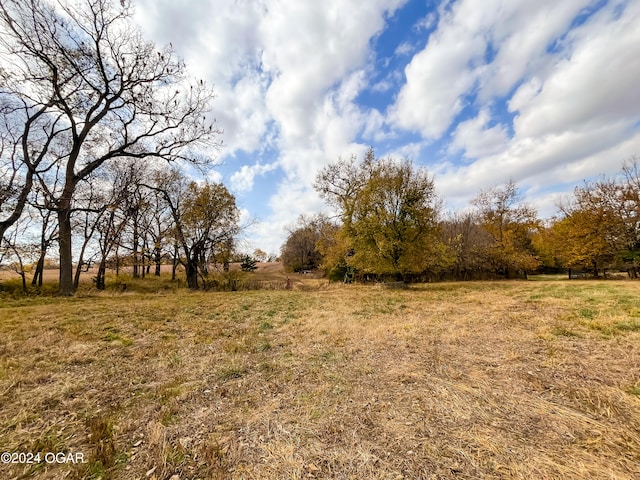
388;0;594;138
389;0;640;219
510;1;640;139
135;0;408;253
261;0;406;153
449;109;509;159
135;0;270;157
230;162;278;192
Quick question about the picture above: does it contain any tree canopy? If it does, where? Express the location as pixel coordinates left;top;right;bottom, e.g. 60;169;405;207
314;149;447;281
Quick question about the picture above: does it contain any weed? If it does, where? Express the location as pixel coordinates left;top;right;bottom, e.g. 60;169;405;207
167;352;182;367
217;363;248;381
256;340;273;352
30;426;67;453
160;402;180;426
86;415;117;469
550;326;581;337
259;320;274;331
613;320;640;332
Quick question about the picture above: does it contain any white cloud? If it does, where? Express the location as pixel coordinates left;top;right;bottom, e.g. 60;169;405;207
136;0;409;252
246;178;328;254
413;12;437;32
388;0;594;138
510;1;640;139
261;0;406;152
384;142;427;162
135;0;270;158
389;0;640;221
394;41;413;56
371;69;402;93
388;0;486;138
230;162;278;192
438;120;637;202
207;170;223;184
449;109;509;159
132;0;640;252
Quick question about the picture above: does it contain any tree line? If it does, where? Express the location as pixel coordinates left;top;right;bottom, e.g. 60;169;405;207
281;148;640;282
0;0;243;294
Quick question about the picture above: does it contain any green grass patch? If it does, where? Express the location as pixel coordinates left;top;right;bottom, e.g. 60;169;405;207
550;326;581;337
217;364;248;381
613;320;640;332
258;320;274;331
102;332;133;346
578;308;597;320
625;385;640;396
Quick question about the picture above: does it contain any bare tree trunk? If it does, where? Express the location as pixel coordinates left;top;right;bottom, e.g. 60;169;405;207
132;222;140;279
58;208;74;295
186;262;198;289
154;247;161;276
172;244;178;281
32;253;45;286
186;248;200;289
95;260;107;290
74;234;93;290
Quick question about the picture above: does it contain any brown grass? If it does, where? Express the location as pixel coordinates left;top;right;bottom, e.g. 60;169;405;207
0;278;639;479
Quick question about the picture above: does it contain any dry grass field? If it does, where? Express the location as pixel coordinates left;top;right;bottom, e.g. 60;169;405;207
1;273;639;479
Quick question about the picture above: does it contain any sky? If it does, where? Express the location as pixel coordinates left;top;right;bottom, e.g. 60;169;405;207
134;0;640;256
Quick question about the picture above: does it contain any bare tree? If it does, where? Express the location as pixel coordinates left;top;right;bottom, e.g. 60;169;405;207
30;203;58;287
0;0;221;294
1;217;38;292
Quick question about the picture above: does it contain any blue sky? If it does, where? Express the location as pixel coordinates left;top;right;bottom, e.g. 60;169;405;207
134;0;640;255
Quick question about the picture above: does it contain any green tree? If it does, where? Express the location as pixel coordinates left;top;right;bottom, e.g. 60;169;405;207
240;256;258;272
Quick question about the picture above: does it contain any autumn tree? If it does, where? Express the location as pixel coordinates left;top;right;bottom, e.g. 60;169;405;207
0;0;221;294
439;211;493;280
280;214;330;273
545;160;640;278
472;180;540;278
315;150;446;281
540;212;613;277
144;170;239;289
253;248;267;263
